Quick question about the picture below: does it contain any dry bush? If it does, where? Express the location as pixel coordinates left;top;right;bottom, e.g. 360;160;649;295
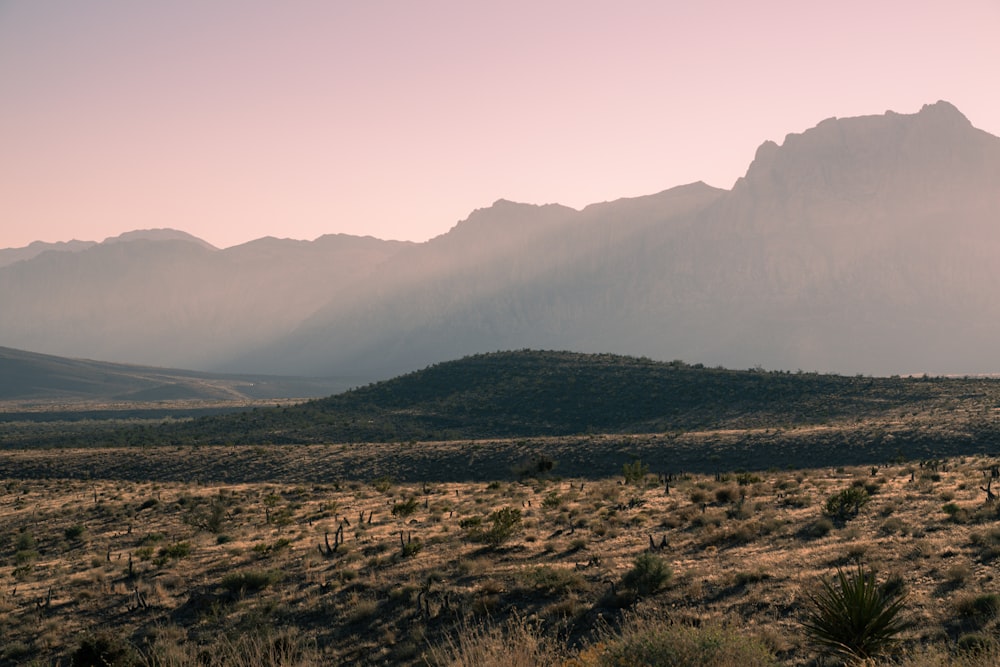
571;613;776;666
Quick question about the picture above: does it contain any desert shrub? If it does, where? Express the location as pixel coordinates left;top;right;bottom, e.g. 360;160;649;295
252;538;291;555
2;641;32;662
428;615;563;666
967;527;1000;562
800;563;908;662
880;517;908;536
15;530;35;551
64;524;87;542
392;497;419;518
853;478;881;496
969;526;1000;547
956;632;997;654
372;476;393;493
714;485;740;504
804;517;833;538
880;572;907;600
781;493;811;508
400;539;423;558
688;489;709;504
943;502;971;523
898;642;1000;666
14;548;38;565
734;569;771;586
577;615;775;666
522;566;585;595
945;564;972;585
158;542;191;559
484;507;522;548
955;593;1000;620
138;497;159;511
726;501;754;520
133;546;154;562
623;460;649;486
824;486;870;522
541;491;563;509
71;630;137;667
515;454;556;478
621;552;672;596
143;628;320;666
221;568;283;594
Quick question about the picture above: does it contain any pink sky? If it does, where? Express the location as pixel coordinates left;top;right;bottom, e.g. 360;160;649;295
2;1;998;250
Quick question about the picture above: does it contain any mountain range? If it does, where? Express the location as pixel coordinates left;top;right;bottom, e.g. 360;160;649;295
4;101;999;381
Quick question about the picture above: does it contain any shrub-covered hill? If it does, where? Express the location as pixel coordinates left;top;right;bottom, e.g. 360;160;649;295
120;350;991;446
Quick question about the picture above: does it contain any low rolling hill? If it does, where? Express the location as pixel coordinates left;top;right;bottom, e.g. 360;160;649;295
6;350;1000;479
91;350;1000;447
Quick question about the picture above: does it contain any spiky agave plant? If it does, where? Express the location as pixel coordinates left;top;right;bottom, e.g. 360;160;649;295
800;563;908;663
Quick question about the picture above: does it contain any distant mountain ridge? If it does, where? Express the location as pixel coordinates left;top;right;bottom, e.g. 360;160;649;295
0;229;218;268
0;239;98;269
4;101;999;380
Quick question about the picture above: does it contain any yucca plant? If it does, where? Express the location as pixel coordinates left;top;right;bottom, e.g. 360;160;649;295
801;563;908;663
824;486;870;522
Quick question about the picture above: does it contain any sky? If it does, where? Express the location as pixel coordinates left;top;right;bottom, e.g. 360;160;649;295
2;1;998;250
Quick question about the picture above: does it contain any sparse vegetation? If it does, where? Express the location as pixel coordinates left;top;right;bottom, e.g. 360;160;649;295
1;454;999;664
6;352;1000;663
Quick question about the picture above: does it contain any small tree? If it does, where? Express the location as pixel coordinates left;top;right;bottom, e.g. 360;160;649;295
485;507;522;548
623;460;650;486
824;486;869;522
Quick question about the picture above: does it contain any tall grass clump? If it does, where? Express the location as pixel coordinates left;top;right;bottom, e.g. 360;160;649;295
800;563;908;662
142;627;320;666
427;615;563;667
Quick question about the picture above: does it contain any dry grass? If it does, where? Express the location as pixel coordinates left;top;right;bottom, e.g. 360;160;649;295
1;448;1000;664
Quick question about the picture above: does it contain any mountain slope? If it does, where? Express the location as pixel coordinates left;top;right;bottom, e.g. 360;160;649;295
4;101;999;380
242;102;1000;378
231;182;728;376
0;346;348;403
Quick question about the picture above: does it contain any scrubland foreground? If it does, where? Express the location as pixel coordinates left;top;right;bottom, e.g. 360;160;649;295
3;448;1000;665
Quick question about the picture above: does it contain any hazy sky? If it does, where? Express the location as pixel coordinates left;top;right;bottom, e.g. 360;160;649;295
2;1;998;250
